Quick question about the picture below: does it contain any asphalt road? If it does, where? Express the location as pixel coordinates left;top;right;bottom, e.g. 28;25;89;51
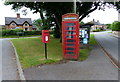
1;39;19;80
24;45;118;80
94;31;119;63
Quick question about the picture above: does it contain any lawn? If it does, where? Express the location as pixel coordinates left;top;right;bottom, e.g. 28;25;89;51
11;34;97;69
11;37;62;69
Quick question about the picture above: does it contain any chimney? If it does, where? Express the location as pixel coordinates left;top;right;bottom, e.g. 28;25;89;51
17;13;20;19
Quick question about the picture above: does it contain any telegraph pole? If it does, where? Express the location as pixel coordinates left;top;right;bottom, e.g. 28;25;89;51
74;0;76;13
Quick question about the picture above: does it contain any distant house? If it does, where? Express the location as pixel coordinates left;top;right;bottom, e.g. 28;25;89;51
32;25;37;30
90;19;107;31
5;13;33;31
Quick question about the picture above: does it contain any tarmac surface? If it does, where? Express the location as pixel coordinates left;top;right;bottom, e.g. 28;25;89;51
24;45;118;80
94;31;119;64
1;39;19;80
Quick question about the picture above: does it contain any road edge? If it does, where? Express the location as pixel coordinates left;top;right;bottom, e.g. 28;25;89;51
94;34;120;70
10;40;26;80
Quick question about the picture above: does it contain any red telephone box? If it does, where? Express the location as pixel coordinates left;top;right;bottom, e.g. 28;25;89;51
62;13;80;60
42;30;50;43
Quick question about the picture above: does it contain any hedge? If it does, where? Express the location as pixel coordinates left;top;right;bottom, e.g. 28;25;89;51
111;21;120;31
24;31;41;35
1;29;41;36
1;29;23;36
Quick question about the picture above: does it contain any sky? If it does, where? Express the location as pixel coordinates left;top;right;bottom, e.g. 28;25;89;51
0;0;118;25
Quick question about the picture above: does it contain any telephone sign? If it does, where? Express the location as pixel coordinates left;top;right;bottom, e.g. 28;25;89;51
62;13;80;60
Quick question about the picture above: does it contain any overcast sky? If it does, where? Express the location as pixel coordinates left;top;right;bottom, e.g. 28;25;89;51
0;0;118;25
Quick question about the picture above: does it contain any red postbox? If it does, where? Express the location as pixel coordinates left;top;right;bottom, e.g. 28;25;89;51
42;30;50;43
62;13;80;60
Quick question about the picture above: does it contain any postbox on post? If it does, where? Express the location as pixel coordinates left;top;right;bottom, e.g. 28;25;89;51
62;13;80;60
42;30;50;59
42;30;50;43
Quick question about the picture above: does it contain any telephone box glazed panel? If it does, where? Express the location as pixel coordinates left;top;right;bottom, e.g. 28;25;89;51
62;13;80;60
42;30;50;43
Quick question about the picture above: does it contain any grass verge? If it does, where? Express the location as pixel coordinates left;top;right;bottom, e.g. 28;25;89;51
108;32;112;33
11;34;97;69
79;47;91;61
79;34;97;61
89;34;97;45
11;37;62;69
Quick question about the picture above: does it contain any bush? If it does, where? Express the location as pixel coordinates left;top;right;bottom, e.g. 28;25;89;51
24;31;41;35
53;27;60;38
111;21;120;31
1;29;41;36
106;24;112;29
2;29;23;36
49;30;54;34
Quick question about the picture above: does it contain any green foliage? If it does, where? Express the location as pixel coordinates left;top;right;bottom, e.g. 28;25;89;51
24;31;41;35
1;29;41;36
53;27;60;38
0;35;40;38
5;1;120;39
49;30;54;34
111;21;120;31
1;29;23;36
89;34;97;45
106;24;111;29
80;21;84;25
33;19;42;30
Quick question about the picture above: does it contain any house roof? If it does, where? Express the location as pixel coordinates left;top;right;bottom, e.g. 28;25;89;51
5;17;32;25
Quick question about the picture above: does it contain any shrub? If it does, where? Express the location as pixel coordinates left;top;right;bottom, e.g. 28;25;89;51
53;27;60;38
111;21;120;31
2;29;23;36
49;30;54;34
1;29;41;36
24;31;41;35
106;24;112;29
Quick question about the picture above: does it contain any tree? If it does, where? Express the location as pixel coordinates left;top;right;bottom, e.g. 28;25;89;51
4;1;120;40
106;24;111;29
111;21;120;31
33;19;42;30
80;21;85;25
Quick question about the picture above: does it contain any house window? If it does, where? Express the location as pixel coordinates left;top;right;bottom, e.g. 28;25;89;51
12;23;15;26
25;23;28;26
15;27;20;29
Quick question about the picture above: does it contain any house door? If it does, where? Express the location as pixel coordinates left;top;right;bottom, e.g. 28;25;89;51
25;28;28;31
